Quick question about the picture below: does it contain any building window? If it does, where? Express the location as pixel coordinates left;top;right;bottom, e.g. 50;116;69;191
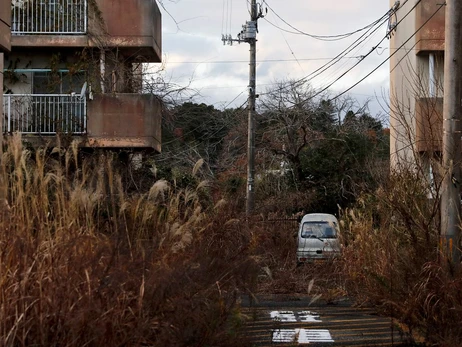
32;71;85;94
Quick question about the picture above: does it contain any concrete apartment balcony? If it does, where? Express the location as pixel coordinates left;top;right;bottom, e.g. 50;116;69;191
415;0;445;54
10;0;161;62
0;1;11;52
3;93;161;151
93;0;161;62
415;97;443;153
86;94;161;151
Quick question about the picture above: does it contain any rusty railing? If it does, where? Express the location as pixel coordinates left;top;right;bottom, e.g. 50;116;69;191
11;0;87;35
3;94;86;134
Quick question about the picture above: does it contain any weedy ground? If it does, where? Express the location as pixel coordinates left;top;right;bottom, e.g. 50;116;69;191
0;136;256;347
246;170;462;346
1;136;462;346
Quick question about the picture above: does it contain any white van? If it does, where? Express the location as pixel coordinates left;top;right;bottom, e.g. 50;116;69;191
296;213;341;264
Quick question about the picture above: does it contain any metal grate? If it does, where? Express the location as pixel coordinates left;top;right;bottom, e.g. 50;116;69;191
3;94;87;134
11;0;87;35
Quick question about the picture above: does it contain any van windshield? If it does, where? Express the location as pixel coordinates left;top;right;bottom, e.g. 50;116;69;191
301;221;337;239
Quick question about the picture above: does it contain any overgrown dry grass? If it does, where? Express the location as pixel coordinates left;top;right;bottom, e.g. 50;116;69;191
341;169;462;346
246;217;346;302
7;133;462;345
0;135;257;347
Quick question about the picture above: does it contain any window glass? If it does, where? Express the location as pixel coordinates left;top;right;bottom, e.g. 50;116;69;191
61;72;85;94
33;72;60;94
33;72;85;94
301;221;337;239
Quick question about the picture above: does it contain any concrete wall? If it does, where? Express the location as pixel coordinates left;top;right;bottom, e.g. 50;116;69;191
3;1;163;151
389;0;446;169
415;0;445;53
94;0;161;61
87;93;161;151
11;0;162;62
389;0;419;168
0;3;10;143
0;1;11;52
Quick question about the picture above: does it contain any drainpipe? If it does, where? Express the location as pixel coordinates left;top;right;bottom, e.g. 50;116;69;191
427;53;436;198
100;50;105;93
429;53;436;97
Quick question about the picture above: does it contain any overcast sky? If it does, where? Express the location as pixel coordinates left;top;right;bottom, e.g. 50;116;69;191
156;0;391;117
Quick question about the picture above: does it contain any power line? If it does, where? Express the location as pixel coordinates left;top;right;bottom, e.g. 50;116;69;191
306;15;389;88
266;3;304;73
291;0;424;105
223;89;247;109
229;0;233;35
159;56;364;65
262;0;393;41
257;10;392;97
148;49;416;67
329;1;445;102
253;1;407;98
221;0;226;35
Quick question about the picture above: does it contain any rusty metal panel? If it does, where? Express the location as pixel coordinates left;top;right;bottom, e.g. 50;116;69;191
87;93;161;152
0;1;11;52
415;97;443;152
415;0;445;53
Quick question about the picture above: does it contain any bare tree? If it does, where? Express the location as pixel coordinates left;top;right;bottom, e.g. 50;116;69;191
257;79;336;185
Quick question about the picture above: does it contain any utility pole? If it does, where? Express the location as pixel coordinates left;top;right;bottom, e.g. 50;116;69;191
441;0;462;265
222;0;263;215
246;0;257;214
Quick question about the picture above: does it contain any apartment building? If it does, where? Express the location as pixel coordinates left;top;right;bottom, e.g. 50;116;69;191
2;0;162;151
1;1;11;144
389;0;445;169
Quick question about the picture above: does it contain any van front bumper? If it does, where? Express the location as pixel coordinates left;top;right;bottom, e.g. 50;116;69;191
297;250;340;263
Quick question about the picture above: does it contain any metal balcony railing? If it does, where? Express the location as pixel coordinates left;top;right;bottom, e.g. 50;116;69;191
11;0;87;35
3;94;86;134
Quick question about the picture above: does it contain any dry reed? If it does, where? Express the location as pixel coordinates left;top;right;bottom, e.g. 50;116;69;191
0;135;256;346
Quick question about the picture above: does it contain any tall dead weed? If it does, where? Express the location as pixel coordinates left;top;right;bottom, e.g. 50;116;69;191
0;136;256;347
341;169;462;345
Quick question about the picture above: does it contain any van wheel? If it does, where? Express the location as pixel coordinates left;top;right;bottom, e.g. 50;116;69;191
296;261;304;268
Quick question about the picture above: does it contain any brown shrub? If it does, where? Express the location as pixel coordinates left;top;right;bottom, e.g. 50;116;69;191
0;135;256;347
341;169;462;345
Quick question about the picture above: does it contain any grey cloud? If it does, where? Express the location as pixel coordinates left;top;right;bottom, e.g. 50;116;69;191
158;0;392;113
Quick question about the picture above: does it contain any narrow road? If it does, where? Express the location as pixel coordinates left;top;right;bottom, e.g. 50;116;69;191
241;296;413;346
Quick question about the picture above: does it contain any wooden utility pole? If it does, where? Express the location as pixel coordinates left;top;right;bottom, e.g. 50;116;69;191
222;0;262;214
441;0;462;265
246;0;257;214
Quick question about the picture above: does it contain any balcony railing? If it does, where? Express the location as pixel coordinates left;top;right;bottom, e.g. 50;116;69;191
3;94;86;134
11;0;87;35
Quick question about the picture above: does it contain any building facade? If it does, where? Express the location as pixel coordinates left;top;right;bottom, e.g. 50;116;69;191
3;0;162;151
389;0;445;170
1;1;12;145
